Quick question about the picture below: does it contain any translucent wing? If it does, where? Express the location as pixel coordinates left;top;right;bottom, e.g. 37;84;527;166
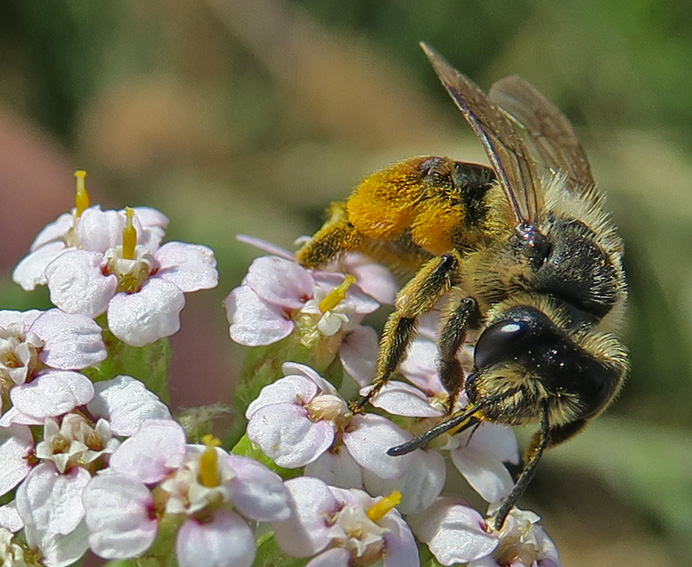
489;75;595;194
421;42;543;225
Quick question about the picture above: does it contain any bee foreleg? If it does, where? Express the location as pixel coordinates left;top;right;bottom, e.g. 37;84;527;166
493;400;552;530
438;296;480;413
296;201;365;267
352;252;462;411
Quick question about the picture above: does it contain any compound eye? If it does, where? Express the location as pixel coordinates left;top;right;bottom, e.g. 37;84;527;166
474;320;530;369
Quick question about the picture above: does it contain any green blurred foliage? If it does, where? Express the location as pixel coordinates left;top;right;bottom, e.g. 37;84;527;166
1;1;691;565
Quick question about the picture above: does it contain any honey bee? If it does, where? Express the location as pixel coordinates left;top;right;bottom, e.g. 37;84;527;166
296;43;628;529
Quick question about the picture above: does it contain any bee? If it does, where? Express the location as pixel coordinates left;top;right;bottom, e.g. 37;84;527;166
296;43;628;529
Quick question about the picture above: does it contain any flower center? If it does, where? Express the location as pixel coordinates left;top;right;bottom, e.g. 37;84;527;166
366;490;401;522
319;274;356;313
103;209;156;293
0;325;44;387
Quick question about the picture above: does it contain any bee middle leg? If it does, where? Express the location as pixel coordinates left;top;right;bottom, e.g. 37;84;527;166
352;251;462;411
438;296;480;413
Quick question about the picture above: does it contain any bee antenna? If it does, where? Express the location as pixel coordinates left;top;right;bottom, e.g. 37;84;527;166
387;401;486;456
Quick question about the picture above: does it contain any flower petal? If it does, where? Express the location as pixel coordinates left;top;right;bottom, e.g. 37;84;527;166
450;442;515;504
87;376;172;437
12;242;67;291
11;371;94;419
225;286;294;346
31;310;106;369
154;242;218;292
273;477;336;556
109;419;186;483
45;250;116;317
247;403;334;468
304;449;363;489
408;497;498;566
344;414;414;480
30;213;73;251
370;381;443;418
306;547;351;567
177;510;255;567
339;325;379;387
83;474;157;559
244;256;313;309
0;425;33;497
246;375;318;419
107;278;185;346
224;455;290;521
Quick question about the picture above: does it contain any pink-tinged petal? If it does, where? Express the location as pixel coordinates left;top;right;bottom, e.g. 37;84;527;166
83;475;157;559
307;547;351;567
339;325;379;387
30;213;74;251
370;381;443;418
177;510;254;567
16;463;90;535
88;376;172;437
224;455;290;521
462;423;520;465
304;450;363;489
341;253;399;304
12;242;68;291
247;403;334;468
0;425;33;497
244;256;313;309
131;207;169;231
400;337;446;394
77;209;125;252
31;310;106;369
0;309;42;329
236;235;294;260
273;477;336;556
450;443;515;504
0;502;23;532
344;414;414;480
0;408;44;427
11;371;94;419
382;514;419;567
154;242;218;292
225;286;294;346
109;420;186;483
246;375;318;419
408;497;498;566
45;250;116;317
107;278;185;347
363;448;446;514
282;362;338;395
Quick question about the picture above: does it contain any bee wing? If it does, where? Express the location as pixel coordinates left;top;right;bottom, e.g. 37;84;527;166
489;75;596;195
421;42;543;225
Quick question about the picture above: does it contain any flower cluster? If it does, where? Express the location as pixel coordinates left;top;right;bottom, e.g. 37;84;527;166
0;172;560;567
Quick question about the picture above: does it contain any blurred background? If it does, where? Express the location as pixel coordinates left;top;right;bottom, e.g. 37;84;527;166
0;1;690;565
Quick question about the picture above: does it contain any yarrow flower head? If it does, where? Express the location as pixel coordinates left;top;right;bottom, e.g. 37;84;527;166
83;420;291;567
12;172;218;346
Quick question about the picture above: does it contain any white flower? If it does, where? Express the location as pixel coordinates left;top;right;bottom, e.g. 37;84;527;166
273;476;418;567
0;309;106;426
246;363;414;481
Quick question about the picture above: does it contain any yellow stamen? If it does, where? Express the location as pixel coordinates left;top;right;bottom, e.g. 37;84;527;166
367;490;402;522
121;207;137;260
199;434;222;488
319;274;356;313
74;170;90;217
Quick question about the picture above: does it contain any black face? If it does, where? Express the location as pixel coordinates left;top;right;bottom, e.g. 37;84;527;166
467;306;619;420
